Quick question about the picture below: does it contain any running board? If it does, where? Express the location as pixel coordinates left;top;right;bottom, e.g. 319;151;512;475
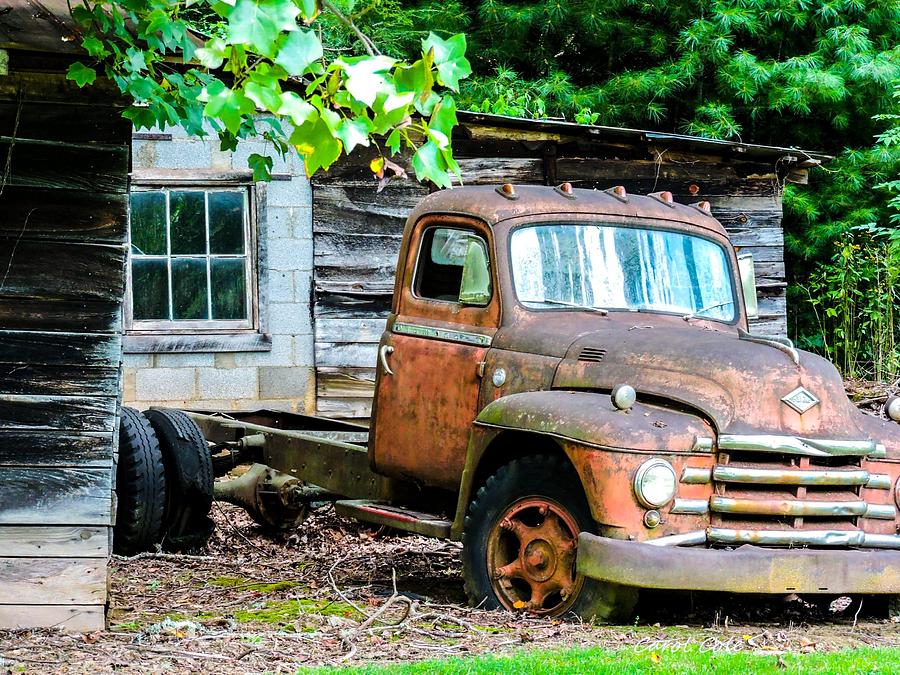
334;500;452;539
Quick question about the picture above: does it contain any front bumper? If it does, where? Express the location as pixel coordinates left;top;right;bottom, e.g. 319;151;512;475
577;532;900;594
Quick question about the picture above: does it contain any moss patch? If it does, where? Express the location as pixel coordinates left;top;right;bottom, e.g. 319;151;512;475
232;599;363;626
208;575;300;593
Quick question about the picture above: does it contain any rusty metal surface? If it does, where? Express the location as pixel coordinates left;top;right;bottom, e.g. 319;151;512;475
334;500;451;538
577;533;900;594
487;497;582;615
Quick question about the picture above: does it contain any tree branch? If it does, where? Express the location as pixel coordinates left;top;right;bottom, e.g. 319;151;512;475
321;0;380;57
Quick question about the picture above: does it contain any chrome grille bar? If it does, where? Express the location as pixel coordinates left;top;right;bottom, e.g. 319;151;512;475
718;434;885;458
713;466;870;486
648;529;900;549
710;496;868;518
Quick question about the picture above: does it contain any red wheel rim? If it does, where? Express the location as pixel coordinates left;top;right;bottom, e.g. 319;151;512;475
487;497;584;616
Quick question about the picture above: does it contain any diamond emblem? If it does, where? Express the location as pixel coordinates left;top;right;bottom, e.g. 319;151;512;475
782;386;820;414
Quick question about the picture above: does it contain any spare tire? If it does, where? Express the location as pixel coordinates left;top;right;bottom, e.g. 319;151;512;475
114;407;167;555
143;408;215;551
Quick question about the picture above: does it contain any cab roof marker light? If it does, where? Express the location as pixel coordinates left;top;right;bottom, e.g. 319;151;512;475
495;183;518;200
554;182;577;200
605;185;629;203
649;191;677;207
691;201;713;216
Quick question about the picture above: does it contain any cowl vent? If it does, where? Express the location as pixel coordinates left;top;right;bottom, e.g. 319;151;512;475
578;347;607;363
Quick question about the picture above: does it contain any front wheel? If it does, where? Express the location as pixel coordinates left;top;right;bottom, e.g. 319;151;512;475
461;453;638;622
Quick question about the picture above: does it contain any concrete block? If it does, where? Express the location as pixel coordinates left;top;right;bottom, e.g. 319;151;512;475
258;365;314;399
266;207;297;239
135;368;196;401
122;354;153;368
123;368;137;403
154;138;213;169
268;302;312;335
266;177;312;207
214;353;237;369
291;206;314;240
154;353;216;368
131;140;158;169
197;367;258;400
268;237;313;271
293;334;315;367
294;270;311;305
234;333;294;367
268;270;295;302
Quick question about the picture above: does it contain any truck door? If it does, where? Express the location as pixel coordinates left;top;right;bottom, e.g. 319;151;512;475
371;218;499;490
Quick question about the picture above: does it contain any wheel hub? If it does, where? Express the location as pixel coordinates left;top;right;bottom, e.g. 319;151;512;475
488;497;583;615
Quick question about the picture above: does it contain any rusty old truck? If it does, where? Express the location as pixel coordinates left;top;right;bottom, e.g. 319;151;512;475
120;182;900;621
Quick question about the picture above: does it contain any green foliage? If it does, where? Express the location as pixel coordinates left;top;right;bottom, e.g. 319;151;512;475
67;0;472;185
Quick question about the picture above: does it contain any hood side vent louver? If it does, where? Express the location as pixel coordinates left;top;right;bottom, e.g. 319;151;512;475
578;347;607;363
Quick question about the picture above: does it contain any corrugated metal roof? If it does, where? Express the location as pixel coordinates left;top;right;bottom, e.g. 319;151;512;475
457;111;830;164
0;0;82;52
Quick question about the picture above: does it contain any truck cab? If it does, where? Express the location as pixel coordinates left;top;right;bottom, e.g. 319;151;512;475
368;183;900;619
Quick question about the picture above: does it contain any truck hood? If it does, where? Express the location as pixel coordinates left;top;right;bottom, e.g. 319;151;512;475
494;314;900;458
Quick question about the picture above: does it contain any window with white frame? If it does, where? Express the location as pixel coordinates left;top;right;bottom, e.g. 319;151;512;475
128;187;254;331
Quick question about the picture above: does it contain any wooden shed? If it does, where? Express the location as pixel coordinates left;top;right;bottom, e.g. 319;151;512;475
1;4;129;630
312;113;828;418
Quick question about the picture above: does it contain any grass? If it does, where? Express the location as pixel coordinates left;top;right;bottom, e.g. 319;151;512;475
208;575;300;593
233;598;364;626
320;645;900;674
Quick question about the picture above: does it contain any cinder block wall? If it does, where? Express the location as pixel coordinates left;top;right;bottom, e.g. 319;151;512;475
123;127;317;412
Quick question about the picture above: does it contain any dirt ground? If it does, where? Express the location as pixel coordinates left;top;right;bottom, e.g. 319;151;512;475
0;503;898;674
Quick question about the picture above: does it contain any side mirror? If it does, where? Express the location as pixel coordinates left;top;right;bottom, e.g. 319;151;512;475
458;238;492;306
737;253;759;320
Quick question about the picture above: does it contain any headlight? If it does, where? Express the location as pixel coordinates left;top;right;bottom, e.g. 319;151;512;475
633;459;677;508
886;396;900;423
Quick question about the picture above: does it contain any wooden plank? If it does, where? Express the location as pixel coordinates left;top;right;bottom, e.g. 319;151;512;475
0;297;121;333
0;331;122;367
0;102;129;145
0;467;111;525
314;342;378;368
0;526;108;557
0;187;127;242
0;558;106;604
0;138;129;192
0;395;117;432
316;397;373;419
723;226;784;248
315;318;387;343
749;316;788;338
0;431;113;467
0;240;126;302
555;158;778;197
0;364;119;397
0;72;122;105
456;157;545;185
316;368;377;399
315;232;403;271
0;603;105;631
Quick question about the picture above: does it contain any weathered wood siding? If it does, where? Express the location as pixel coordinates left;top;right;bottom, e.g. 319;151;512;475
313;123;791;419
0;58;129;630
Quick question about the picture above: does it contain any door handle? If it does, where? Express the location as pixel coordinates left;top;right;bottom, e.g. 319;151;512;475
379;345;395;375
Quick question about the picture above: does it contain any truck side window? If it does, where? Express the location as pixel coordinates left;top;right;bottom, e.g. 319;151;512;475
414;227;491;305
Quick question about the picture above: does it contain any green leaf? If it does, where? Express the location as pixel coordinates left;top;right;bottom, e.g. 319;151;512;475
202;80;256;134
290;117;342;174
226;0;300;58
274;30;322;76
196;38;228;69
335;117;373;154
335;55;397;107
296;0;319;22
82;36;109;58
248;153;274;181
66;62;97;87
278;92;317;125
411;140;452;188
428;96;458;142
244;81;282;111
422;33;471;92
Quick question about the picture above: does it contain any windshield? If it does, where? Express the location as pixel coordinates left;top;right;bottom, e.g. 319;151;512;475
510;223;736;321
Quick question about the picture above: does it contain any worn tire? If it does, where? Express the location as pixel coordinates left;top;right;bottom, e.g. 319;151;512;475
143;408;215;551
113;407;167;555
889;596;900;622
462;454;638;623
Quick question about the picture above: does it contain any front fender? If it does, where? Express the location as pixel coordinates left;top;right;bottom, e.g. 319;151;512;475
451;390;716;538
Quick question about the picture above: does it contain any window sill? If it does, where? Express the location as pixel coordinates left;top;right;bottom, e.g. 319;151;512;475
123;332;272;354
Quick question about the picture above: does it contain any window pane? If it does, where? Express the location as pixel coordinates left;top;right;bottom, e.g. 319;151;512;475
170;191;206;254
208;191;245;254
172;257;209;320
131;259;169;319
211;258;247;320
130;192;167;255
